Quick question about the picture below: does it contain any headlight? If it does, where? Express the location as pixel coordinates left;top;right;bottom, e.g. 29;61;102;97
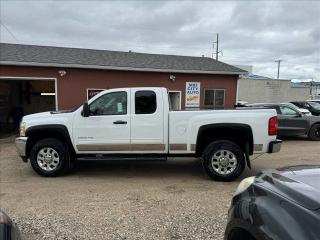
234;176;255;196
19;122;26;137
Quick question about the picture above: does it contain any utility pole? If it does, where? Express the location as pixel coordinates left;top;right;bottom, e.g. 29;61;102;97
212;33;222;60
216;33;219;60
275;59;282;79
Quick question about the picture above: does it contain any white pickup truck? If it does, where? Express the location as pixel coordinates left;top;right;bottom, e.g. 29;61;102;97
15;87;282;181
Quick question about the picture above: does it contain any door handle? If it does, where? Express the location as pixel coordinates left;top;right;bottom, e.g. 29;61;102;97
113;120;127;124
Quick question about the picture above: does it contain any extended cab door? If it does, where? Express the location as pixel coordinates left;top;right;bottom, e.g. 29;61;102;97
73;89;131;153
277;105;308;136
130;88;166;153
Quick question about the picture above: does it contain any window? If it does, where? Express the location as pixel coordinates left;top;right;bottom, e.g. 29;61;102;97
89;91;127;115
204;89;225;109
280;106;299;116
168;91;181;111
135;90;157;114
308;102;320;110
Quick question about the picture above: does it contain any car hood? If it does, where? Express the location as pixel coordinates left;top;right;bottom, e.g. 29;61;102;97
23;109;76;121
298;108;310;113
23;111;52;121
256;165;320;210
305;115;320;119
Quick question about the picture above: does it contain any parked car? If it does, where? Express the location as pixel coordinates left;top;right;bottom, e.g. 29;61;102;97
307;99;320;103
291;101;320;116
225;165;320;240
241;103;320;140
0;210;21;240
285;102;312;116
15;87;281;181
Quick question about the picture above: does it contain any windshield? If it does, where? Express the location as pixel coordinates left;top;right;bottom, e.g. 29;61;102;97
308;101;320;110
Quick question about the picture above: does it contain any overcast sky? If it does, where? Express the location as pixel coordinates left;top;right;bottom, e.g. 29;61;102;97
1;0;319;80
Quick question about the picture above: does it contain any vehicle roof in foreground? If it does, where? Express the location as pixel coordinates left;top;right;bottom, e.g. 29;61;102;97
255;165;320;210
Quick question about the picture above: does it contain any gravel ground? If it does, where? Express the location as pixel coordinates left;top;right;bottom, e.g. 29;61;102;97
0;137;319;240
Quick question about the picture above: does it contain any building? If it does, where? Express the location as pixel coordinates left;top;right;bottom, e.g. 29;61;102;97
237;72;310;104
0;43;245;134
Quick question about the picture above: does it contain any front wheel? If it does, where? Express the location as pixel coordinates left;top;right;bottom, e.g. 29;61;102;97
202;140;245;181
308;124;320;141
30;138;70;177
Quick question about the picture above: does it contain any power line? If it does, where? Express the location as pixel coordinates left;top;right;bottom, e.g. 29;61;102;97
0;22;19;42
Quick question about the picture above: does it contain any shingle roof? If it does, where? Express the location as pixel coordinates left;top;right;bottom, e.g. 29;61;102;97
0;43;246;75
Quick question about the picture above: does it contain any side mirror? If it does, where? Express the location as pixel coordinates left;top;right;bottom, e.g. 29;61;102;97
82;102;90;117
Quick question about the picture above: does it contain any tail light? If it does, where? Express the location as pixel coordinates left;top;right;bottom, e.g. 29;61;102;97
269;116;278;136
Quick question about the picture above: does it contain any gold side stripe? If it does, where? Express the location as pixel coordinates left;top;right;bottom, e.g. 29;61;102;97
253;144;263;151
170;144;187;151
77;144;165;151
132;144;165;151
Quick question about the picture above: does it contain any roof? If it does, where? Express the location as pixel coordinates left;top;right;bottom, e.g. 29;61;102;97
240;73;272;80
291;82;310;88
240;73;294;82
0;43;246;75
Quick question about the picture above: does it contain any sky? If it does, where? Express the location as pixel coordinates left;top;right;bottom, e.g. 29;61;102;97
0;0;319;81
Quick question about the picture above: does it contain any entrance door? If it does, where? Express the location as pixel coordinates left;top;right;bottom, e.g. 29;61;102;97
168;91;181;111
73;90;131;152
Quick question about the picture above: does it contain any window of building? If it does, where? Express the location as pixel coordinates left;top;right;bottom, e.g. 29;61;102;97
135;90;157;114
89;91;127;115
204;89;225;109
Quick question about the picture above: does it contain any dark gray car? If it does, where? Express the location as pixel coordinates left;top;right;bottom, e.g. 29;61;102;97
225;165;320;240
242;103;320;140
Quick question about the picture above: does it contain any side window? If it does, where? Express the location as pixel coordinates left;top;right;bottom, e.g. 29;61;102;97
280;106;299;116
135;90;157;114
89;91;127;115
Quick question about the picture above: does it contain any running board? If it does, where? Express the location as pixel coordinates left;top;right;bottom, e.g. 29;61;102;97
76;154;168;161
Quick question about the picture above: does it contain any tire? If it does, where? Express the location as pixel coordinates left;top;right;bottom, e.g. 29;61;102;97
308;124;320;141
30;138;70;177
202;140;245;181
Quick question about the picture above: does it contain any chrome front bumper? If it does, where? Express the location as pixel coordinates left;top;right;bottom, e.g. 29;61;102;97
268;140;282;153
15;137;28;158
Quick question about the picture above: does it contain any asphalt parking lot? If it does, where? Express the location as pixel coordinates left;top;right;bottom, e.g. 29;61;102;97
0;137;319;240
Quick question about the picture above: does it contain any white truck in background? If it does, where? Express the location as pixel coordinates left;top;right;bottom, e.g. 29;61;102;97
16;87;281;181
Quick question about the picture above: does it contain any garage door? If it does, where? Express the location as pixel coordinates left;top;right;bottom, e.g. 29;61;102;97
0;78;56;137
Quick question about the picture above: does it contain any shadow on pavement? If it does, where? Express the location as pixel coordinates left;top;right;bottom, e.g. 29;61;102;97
71;158;209;180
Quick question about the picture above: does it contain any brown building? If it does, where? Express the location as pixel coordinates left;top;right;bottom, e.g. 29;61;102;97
0;43;245;134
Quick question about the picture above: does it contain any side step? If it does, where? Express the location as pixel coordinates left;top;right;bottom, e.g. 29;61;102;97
77;154;168;161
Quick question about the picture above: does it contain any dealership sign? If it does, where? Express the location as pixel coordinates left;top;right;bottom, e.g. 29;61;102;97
87;88;106;100
185;82;200;107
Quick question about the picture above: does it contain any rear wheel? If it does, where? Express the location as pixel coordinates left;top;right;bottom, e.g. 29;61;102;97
30;138;70;177
308;124;320;141
202;140;245;181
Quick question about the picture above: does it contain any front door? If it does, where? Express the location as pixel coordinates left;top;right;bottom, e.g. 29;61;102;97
73;90;131;153
278;105;308;136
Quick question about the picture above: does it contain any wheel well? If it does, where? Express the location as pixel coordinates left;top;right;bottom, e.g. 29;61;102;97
25;125;75;159
228;228;256;240
309;122;320;133
195;124;253;157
